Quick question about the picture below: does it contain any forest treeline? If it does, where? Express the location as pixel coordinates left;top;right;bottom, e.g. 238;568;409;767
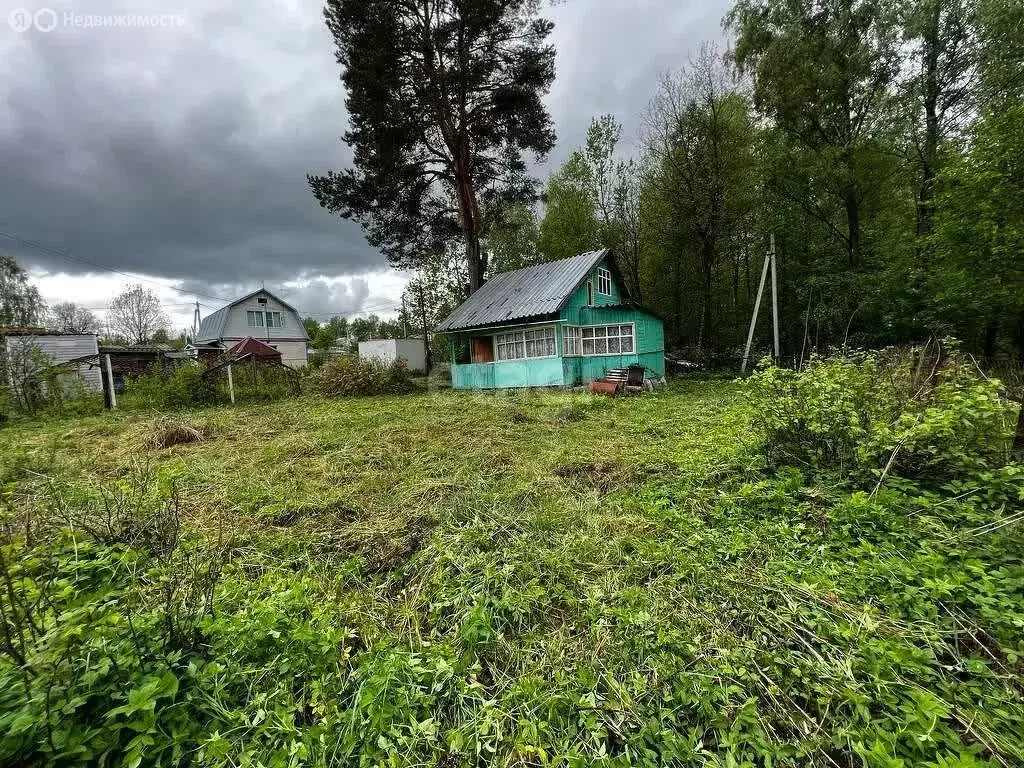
383;0;1023;366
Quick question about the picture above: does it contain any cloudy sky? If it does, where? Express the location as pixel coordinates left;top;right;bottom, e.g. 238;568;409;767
0;0;727;332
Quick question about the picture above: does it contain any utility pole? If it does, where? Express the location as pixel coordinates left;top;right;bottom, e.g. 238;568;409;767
191;300;201;343
740;234;780;374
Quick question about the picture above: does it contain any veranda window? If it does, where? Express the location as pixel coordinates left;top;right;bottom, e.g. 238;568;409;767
563;326;582;356
495;327;555;360
581;324;634;355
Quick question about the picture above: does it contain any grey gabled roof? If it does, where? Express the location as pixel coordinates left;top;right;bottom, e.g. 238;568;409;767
437;249;611;332
195;288;308;343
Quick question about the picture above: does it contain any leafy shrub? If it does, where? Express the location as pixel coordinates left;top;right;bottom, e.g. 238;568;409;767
304;355;415;397
123;362;218;411
217;360;299;402
744;348;1015;481
0;468;232;767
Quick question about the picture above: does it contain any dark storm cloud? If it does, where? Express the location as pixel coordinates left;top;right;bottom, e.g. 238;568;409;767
0;0;729;288
0;0;378;284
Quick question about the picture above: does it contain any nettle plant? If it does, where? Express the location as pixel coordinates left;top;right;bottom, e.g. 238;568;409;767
743;347;1015;482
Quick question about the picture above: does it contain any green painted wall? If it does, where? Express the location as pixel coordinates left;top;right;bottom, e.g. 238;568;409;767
451;354;564;389
447;257;665;390
559;265;623;324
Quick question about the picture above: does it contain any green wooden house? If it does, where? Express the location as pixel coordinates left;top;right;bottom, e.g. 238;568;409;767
438;249;665;389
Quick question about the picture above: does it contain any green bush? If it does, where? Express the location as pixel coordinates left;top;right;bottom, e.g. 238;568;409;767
743;348;1015;481
217;361;298;403
303;355;415;397
123;363;218;411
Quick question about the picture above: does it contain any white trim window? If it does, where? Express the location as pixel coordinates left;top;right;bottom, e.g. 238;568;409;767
246;310;265;328
266;311;283;328
582;324;634;355
563;326;582;356
597;267;612;296
495;326;555;361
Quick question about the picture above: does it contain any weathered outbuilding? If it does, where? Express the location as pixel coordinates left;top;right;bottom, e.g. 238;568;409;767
437;250;664;389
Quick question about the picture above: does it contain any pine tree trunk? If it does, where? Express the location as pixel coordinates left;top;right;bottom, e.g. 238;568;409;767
465;233;484;295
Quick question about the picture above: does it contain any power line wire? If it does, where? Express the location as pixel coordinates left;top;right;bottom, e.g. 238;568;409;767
0;229;234;303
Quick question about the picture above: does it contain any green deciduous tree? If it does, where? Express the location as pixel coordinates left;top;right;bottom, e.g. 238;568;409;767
0;254;44;327
538;151;601;261
729;0;901;269
644;47;759;352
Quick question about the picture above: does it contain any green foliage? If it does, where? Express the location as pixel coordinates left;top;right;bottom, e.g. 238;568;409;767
0;253;44;327
744;349;1015;480
2;382;1023;767
303;355;415;397
123;363;218;411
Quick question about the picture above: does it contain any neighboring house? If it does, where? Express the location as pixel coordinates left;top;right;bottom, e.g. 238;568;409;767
192;289;309;369
1;328;103;397
437;249;665;389
358;338;427;373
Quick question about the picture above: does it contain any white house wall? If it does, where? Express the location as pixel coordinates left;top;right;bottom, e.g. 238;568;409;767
219;292;306;343
267;341;308;370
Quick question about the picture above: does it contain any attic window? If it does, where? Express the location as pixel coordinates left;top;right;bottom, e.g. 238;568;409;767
597;268;612;296
246;311;264;328
266;311;283;328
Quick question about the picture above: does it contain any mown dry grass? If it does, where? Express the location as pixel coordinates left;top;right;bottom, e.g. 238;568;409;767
2;380;746;564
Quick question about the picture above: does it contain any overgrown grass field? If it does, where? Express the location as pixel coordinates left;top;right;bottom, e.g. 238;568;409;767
2;373;1023;767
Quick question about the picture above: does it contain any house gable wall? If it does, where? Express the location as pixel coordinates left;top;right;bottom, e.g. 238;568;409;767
558;261;623;325
219;292;306;343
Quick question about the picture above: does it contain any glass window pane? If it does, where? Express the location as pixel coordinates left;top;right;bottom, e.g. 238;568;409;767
596;338;608;354
515;342;524;358
620;325;631;336
582;328;594;339
526;340;536;357
595;327;606;338
621;337;634;352
608;337;620;354
583;339;595;355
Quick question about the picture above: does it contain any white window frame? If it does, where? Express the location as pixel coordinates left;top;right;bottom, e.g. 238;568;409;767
597;267;612;296
563;326;582;356
493;326;557;362
265;311;284;328
581;323;635;356
246;310;264;328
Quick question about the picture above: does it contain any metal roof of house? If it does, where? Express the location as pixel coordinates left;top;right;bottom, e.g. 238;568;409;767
227;336;282;358
196;288;309;343
437;249;611;332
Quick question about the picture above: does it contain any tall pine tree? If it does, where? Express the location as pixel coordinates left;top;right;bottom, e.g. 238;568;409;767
309;0;556;294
